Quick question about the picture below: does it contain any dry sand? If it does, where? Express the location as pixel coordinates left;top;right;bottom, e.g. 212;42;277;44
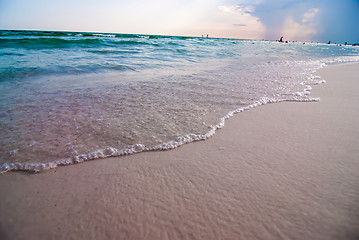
1;63;359;240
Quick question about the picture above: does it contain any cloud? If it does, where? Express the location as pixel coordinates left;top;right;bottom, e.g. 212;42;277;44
235;0;359;43
218;5;254;14
279;8;319;41
302;8;319;23
218;5;241;13
214;5;265;39
233;1;321;41
234;24;247;27
281;17;316;41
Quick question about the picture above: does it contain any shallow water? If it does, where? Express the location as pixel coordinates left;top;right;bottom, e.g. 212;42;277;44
1;30;359;173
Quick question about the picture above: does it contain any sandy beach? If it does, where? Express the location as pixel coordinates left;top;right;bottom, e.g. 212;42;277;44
0;62;358;240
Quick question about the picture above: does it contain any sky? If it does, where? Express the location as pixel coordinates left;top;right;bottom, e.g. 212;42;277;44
0;0;358;43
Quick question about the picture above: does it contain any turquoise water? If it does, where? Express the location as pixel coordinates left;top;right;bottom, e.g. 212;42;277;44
1;30;358;173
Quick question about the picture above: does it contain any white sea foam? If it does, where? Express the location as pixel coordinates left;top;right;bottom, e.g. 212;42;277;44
0;82;322;174
0;61;336;175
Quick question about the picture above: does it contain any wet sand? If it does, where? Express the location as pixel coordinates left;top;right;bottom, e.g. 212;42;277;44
0;63;359;240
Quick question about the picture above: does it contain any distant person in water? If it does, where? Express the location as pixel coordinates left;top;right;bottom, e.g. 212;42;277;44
328;41;331;44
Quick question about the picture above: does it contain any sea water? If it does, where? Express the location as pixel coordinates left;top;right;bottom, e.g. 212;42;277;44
1;30;358;173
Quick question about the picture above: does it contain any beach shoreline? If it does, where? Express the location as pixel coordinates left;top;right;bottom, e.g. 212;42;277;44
1;62;359;240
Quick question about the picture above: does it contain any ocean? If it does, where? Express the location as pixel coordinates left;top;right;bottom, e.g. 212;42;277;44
1;30;358;173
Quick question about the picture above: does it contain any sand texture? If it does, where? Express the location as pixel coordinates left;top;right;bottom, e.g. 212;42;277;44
0;63;359;240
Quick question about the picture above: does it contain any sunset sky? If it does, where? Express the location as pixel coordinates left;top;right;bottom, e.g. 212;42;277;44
1;0;358;43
